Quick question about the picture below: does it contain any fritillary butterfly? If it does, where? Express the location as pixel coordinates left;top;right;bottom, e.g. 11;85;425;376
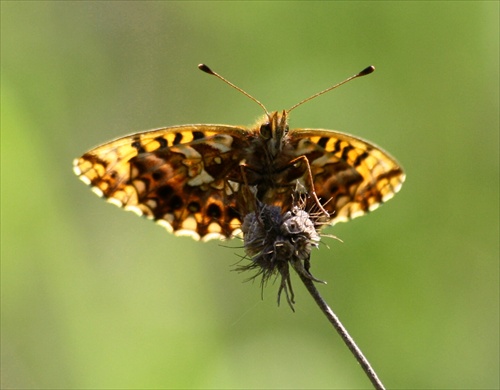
73;65;405;241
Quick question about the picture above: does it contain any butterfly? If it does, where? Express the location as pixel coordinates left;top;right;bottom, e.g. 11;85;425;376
73;64;405;241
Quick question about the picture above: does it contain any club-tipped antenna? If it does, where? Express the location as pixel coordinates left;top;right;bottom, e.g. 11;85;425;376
198;64;269;116
287;66;375;113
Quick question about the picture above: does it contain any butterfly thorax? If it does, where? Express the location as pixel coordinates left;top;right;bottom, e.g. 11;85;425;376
241;110;310;206
257;110;289;158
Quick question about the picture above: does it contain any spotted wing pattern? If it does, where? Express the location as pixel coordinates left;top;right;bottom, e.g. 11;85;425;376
287;129;405;224
73;125;252;241
74;123;405;240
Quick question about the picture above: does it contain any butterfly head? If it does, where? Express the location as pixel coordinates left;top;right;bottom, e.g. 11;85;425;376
259;110;289;157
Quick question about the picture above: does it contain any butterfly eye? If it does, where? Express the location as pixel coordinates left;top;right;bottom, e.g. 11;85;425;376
259;122;272;139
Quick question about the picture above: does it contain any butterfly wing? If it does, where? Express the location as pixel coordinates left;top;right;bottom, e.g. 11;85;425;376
73;125;252;241
288;129;405;225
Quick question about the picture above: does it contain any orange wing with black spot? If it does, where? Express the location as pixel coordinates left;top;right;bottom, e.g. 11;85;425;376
287;129;405;224
73;125;252;241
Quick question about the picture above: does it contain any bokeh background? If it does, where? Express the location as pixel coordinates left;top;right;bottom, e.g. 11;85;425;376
2;2;498;389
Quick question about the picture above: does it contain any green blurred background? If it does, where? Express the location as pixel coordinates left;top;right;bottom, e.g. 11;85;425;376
2;2;498;389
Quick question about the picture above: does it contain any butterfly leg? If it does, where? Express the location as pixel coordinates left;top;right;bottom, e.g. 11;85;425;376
288;155;330;218
238;163;260;215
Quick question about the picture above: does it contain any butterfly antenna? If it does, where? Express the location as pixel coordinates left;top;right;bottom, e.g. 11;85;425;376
198;64;269;116
287;66;375;113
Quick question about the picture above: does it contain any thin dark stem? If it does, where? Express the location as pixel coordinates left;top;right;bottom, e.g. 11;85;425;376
297;272;386;390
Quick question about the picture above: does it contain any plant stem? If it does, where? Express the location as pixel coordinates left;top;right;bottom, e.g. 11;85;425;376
297;272;386;390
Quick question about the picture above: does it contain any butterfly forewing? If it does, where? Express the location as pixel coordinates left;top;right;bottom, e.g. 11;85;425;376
287;129;405;224
74;125;253;240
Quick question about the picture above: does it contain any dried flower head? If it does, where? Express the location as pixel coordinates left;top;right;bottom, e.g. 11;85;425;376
237;188;330;310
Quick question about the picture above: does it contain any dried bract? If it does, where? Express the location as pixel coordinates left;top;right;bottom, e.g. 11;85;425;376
239;193;327;310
